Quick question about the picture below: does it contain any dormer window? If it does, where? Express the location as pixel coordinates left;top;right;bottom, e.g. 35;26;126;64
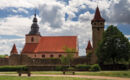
31;37;34;42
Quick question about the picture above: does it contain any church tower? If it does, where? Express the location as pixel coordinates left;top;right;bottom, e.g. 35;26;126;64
91;6;105;64
26;12;41;43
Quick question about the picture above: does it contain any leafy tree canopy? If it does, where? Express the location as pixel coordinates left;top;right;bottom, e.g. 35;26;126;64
96;25;130;64
60;47;76;67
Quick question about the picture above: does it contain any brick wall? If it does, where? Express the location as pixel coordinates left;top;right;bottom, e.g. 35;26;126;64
0;54;88;66
0;58;9;66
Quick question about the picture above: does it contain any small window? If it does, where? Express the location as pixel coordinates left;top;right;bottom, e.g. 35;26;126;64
50;55;53;58
42;55;45;58
31;37;34;42
97;27;100;31
59;55;62;58
94;23;96;25
100;23;103;25
34;54;36;57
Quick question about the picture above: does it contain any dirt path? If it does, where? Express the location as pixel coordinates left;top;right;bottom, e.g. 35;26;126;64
0;74;130;80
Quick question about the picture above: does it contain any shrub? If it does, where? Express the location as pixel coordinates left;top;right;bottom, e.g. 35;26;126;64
0;65;28;71
55;66;67;71
90;64;101;71
75;64;90;71
67;67;75;71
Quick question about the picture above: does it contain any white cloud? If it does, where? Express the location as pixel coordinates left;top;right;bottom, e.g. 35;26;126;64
103;0;130;24
12;9;17;13
0;38;24;55
0;16;32;37
39;2;65;28
0;0;61;9
79;11;93;22
17;8;28;14
125;35;130;38
1;0;127;56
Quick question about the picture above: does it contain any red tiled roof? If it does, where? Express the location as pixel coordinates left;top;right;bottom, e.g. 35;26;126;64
92;6;105;22
10;44;18;54
22;43;38;53
22;36;78;53
86;40;92;50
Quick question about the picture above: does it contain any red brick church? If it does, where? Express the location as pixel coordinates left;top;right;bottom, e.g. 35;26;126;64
11;13;78;58
10;6;105;64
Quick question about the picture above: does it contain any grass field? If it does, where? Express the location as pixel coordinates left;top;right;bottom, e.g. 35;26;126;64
0;76;104;80
31;71;130;78
0;71;130;78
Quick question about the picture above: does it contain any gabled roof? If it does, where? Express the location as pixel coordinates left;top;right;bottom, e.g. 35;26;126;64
92;6;105;22
10;44;18;54
86;40;93;50
21;36;78;53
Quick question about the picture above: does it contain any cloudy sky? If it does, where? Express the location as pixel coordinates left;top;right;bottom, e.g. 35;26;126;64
0;0;130;56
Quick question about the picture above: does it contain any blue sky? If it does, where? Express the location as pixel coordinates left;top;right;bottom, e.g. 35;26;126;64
0;0;129;56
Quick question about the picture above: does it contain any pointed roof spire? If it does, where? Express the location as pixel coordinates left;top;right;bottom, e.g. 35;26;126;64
33;9;37;22
92;6;105;22
86;40;93;50
10;44;18;54
34;9;36;17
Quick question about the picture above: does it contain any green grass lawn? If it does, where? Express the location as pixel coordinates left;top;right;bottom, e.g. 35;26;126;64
0;76;104;80
0;71;130;78
31;71;130;78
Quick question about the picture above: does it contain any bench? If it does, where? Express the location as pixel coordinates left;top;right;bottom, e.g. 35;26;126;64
63;71;75;75
17;70;31;77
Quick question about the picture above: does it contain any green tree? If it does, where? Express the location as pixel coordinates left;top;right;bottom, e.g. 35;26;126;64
86;52;92;64
96;25;130;64
60;47;76;67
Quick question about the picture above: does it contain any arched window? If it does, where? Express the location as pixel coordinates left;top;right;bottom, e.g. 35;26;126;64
59;55;62;58
50;55;53;58
34;54;36;58
31;37;34;42
97;27;100;31
100;23;103;25
42;55;45;58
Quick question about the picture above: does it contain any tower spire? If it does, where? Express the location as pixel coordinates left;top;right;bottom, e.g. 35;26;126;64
92;6;105;22
10;44;18;55
86;40;93;50
33;9;37;22
28;9;40;35
34;9;36;17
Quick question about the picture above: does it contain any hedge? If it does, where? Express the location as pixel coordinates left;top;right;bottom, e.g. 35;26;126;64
55;66;68;71
90;64;101;71
0;65;28;71
75;64;90;71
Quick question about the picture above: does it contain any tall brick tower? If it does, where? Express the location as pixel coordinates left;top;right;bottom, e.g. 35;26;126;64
91;6;105;64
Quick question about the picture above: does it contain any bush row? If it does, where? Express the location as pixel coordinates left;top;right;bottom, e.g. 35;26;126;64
55;64;101;71
0;65;28;71
0;65;100;71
